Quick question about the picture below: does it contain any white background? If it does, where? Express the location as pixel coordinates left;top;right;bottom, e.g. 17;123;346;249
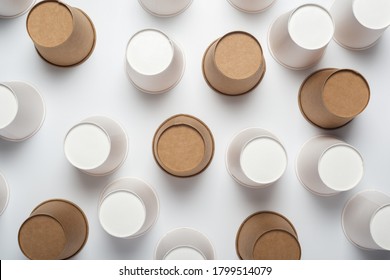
1;0;390;260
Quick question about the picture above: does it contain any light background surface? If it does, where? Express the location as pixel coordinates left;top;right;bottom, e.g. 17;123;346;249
1;0;390;260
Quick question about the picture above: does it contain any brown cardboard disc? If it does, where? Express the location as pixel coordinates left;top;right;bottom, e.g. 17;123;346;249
202;31;266;96
236;211;301;260
18;199;88;260
26;1;96;67
299;68;370;129
153;114;214;177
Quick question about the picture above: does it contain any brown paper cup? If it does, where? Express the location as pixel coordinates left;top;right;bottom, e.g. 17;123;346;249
202;31;266;96
299;68;370;129
26;0;96;67
18;199;88;260
236;211;301;260
153;114;214;177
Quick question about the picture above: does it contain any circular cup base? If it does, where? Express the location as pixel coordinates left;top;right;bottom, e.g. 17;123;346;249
227;0;276;14
138;0;193;17
0;0;36;18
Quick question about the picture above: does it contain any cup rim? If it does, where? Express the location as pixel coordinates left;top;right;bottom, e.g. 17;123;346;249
0;0;36;18
138;0;193;17
0;172;10;216
227;0;276;14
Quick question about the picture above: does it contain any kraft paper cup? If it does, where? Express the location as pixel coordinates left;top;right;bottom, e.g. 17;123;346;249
268;4;334;70
26;0;96;67
331;0;390;50
0;0;36;18
342;190;390;251
138;0;193;17
125;29;185;94
202;31;266;96
155;228;215;260
64;116;128;176
227;0;276;13
226;128;287;189
0;172;9;216
18;199;89;260
0;82;45;142
296;135;364;196
98;177;159;239
236;211;301;260
153;114;214;177
299;68;370;129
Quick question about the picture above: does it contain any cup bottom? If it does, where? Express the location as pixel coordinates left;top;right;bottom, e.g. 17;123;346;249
227;0;276;14
0;0;36;18
0;173;9;215
138;0;193;17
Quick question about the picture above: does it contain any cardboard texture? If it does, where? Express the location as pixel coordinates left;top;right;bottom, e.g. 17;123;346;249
299;68;370;129
18;199;88;260
153;114;214;177
26;0;96;67
236;211;301;260
202;31;266;96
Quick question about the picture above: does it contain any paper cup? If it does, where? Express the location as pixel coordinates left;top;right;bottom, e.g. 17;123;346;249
0;0;35;18
138;0;193;17
296;135;364;196
331;0;390;50
64;116;128;176
0;172;9;216
299;68;370;129
0;82;45;142
153;114;214;177
227;0;276;13
18;199;88;260
155;228;215;260
236;211;301;260
26;0;96;67
342;190;390;251
226;128;287;189
98;178;159;239
202;31;266;96
125;29;185;94
268;4;334;70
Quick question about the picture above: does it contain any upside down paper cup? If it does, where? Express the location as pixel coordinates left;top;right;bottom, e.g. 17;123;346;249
227;0;276;13
330;0;390;50
98;178;159;239
268;4;334;70
296;136;364;196
226;128;287;189
26;0;96;67
0;82;45;142
138;0;193;17
153;114;214;177
236;211;301;260
299;68;370;129
18;199;89;260
155;228;215;260
202;31;266;96
64;116;128;176
125;29;185;94
0;0;36;18
0;172;9;216
342;190;390;251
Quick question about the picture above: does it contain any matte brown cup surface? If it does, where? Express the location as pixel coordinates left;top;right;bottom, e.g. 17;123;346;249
299;68;370;129
18;199;88;260
202;31;266;96
26;0;96;67
153;114;214;177
236;211;301;260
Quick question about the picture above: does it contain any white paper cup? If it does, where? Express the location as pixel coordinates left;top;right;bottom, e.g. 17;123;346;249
268;4;334;70
0;172;9;216
330;0;390;50
125;29;185;94
98;177;159;239
342;190;390;250
155;228;215;260
0;82;45;142
296;135;364;196
138;0;193;17
0;0;35;18
227;0;276;13
226;128;287;189
64;116;128;176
